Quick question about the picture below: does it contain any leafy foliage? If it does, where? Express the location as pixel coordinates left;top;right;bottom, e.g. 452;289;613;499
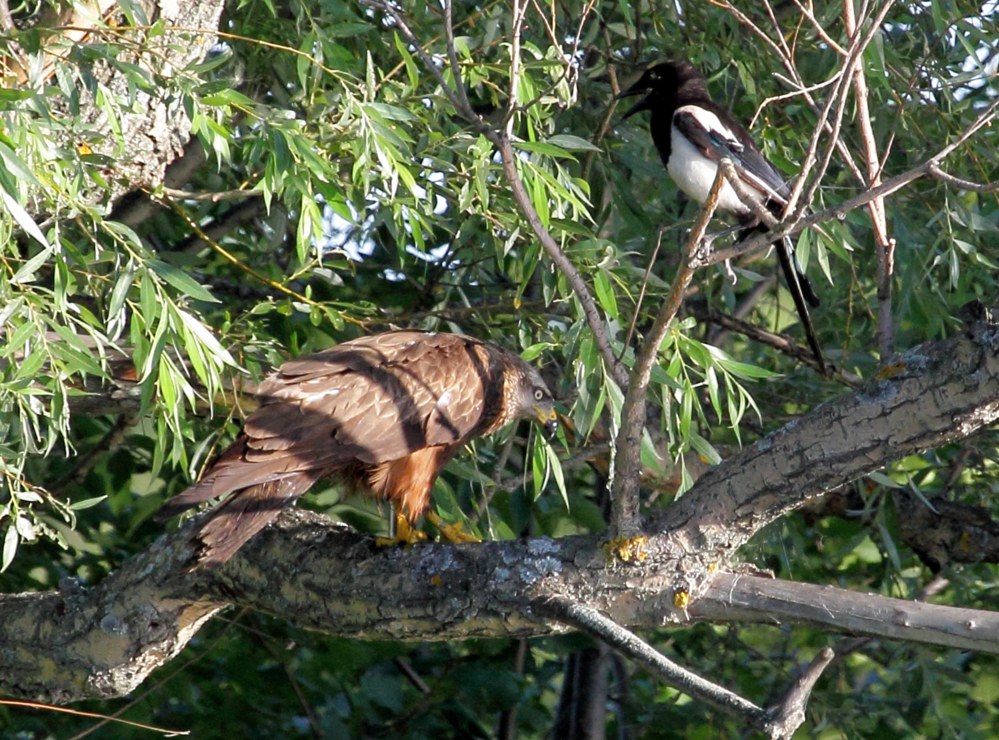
1;0;997;735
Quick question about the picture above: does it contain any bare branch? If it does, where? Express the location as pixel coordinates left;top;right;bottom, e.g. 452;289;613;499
844;0;895;360
693;573;999;654
718;1;868;189
610;165;727;535
542;599;768;726
788;0;848;55
621;226;665;355
764;648;835;740
929;164;999;193
503;0;530;134
442;0;475;124
787;1;893;221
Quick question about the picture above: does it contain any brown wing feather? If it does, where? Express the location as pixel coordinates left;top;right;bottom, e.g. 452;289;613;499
195;472;319;567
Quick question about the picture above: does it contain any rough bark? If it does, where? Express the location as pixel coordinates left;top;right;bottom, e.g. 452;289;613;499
1;328;997;704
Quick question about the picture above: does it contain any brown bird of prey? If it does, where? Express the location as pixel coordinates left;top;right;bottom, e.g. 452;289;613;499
158;330;558;567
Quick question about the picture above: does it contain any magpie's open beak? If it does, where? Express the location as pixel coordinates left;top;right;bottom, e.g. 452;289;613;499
616;84;652;119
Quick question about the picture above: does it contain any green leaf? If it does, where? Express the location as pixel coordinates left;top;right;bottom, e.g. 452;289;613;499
70;495;109;511
149;260;219;303
593;271;619;321
0;141;43;187
545;134;602;152
1;524;18;573
10;245;53;284
0;185;52;250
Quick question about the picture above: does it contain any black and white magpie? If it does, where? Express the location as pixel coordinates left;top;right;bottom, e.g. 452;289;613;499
619;60;826;373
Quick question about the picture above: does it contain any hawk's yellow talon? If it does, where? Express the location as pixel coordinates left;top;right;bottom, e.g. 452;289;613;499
376;512;427;546
427;511;480;543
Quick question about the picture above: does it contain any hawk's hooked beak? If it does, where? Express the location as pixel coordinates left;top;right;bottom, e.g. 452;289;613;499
536;407;559;439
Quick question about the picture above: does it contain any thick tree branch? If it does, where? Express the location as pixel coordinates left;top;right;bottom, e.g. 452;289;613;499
692;573;997;652
4;512;998;706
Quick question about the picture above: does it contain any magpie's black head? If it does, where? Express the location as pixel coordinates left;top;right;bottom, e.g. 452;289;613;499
617;61;708;118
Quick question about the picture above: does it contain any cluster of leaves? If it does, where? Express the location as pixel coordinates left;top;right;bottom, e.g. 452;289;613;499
1;0;998;735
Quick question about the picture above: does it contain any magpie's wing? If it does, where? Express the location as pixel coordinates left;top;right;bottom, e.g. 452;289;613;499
673;105;791;206
676;105;825;370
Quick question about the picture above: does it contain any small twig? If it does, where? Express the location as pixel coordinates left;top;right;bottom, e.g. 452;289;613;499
394;657;432;694
763;648;835;740
942;446;974;494
503;0;529;134
621;226;665;357
784;13;864;220
750;73;842;128
469;430;520;526
788;0;848;55
717;159;778;229
792;0;897;221
542;599;769;726
928;165;999;193
160;187;261;203
711;0;868;191
0;0;16;32
442;0;475;123
691;303;861;386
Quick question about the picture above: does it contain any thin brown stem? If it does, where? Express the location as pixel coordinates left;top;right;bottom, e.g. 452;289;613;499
610;166;727;535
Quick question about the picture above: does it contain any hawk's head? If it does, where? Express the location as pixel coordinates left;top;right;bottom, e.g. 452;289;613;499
509;361;558;439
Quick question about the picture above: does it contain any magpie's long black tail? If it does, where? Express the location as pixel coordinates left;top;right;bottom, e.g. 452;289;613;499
790;246;821;308
775;235;826;373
